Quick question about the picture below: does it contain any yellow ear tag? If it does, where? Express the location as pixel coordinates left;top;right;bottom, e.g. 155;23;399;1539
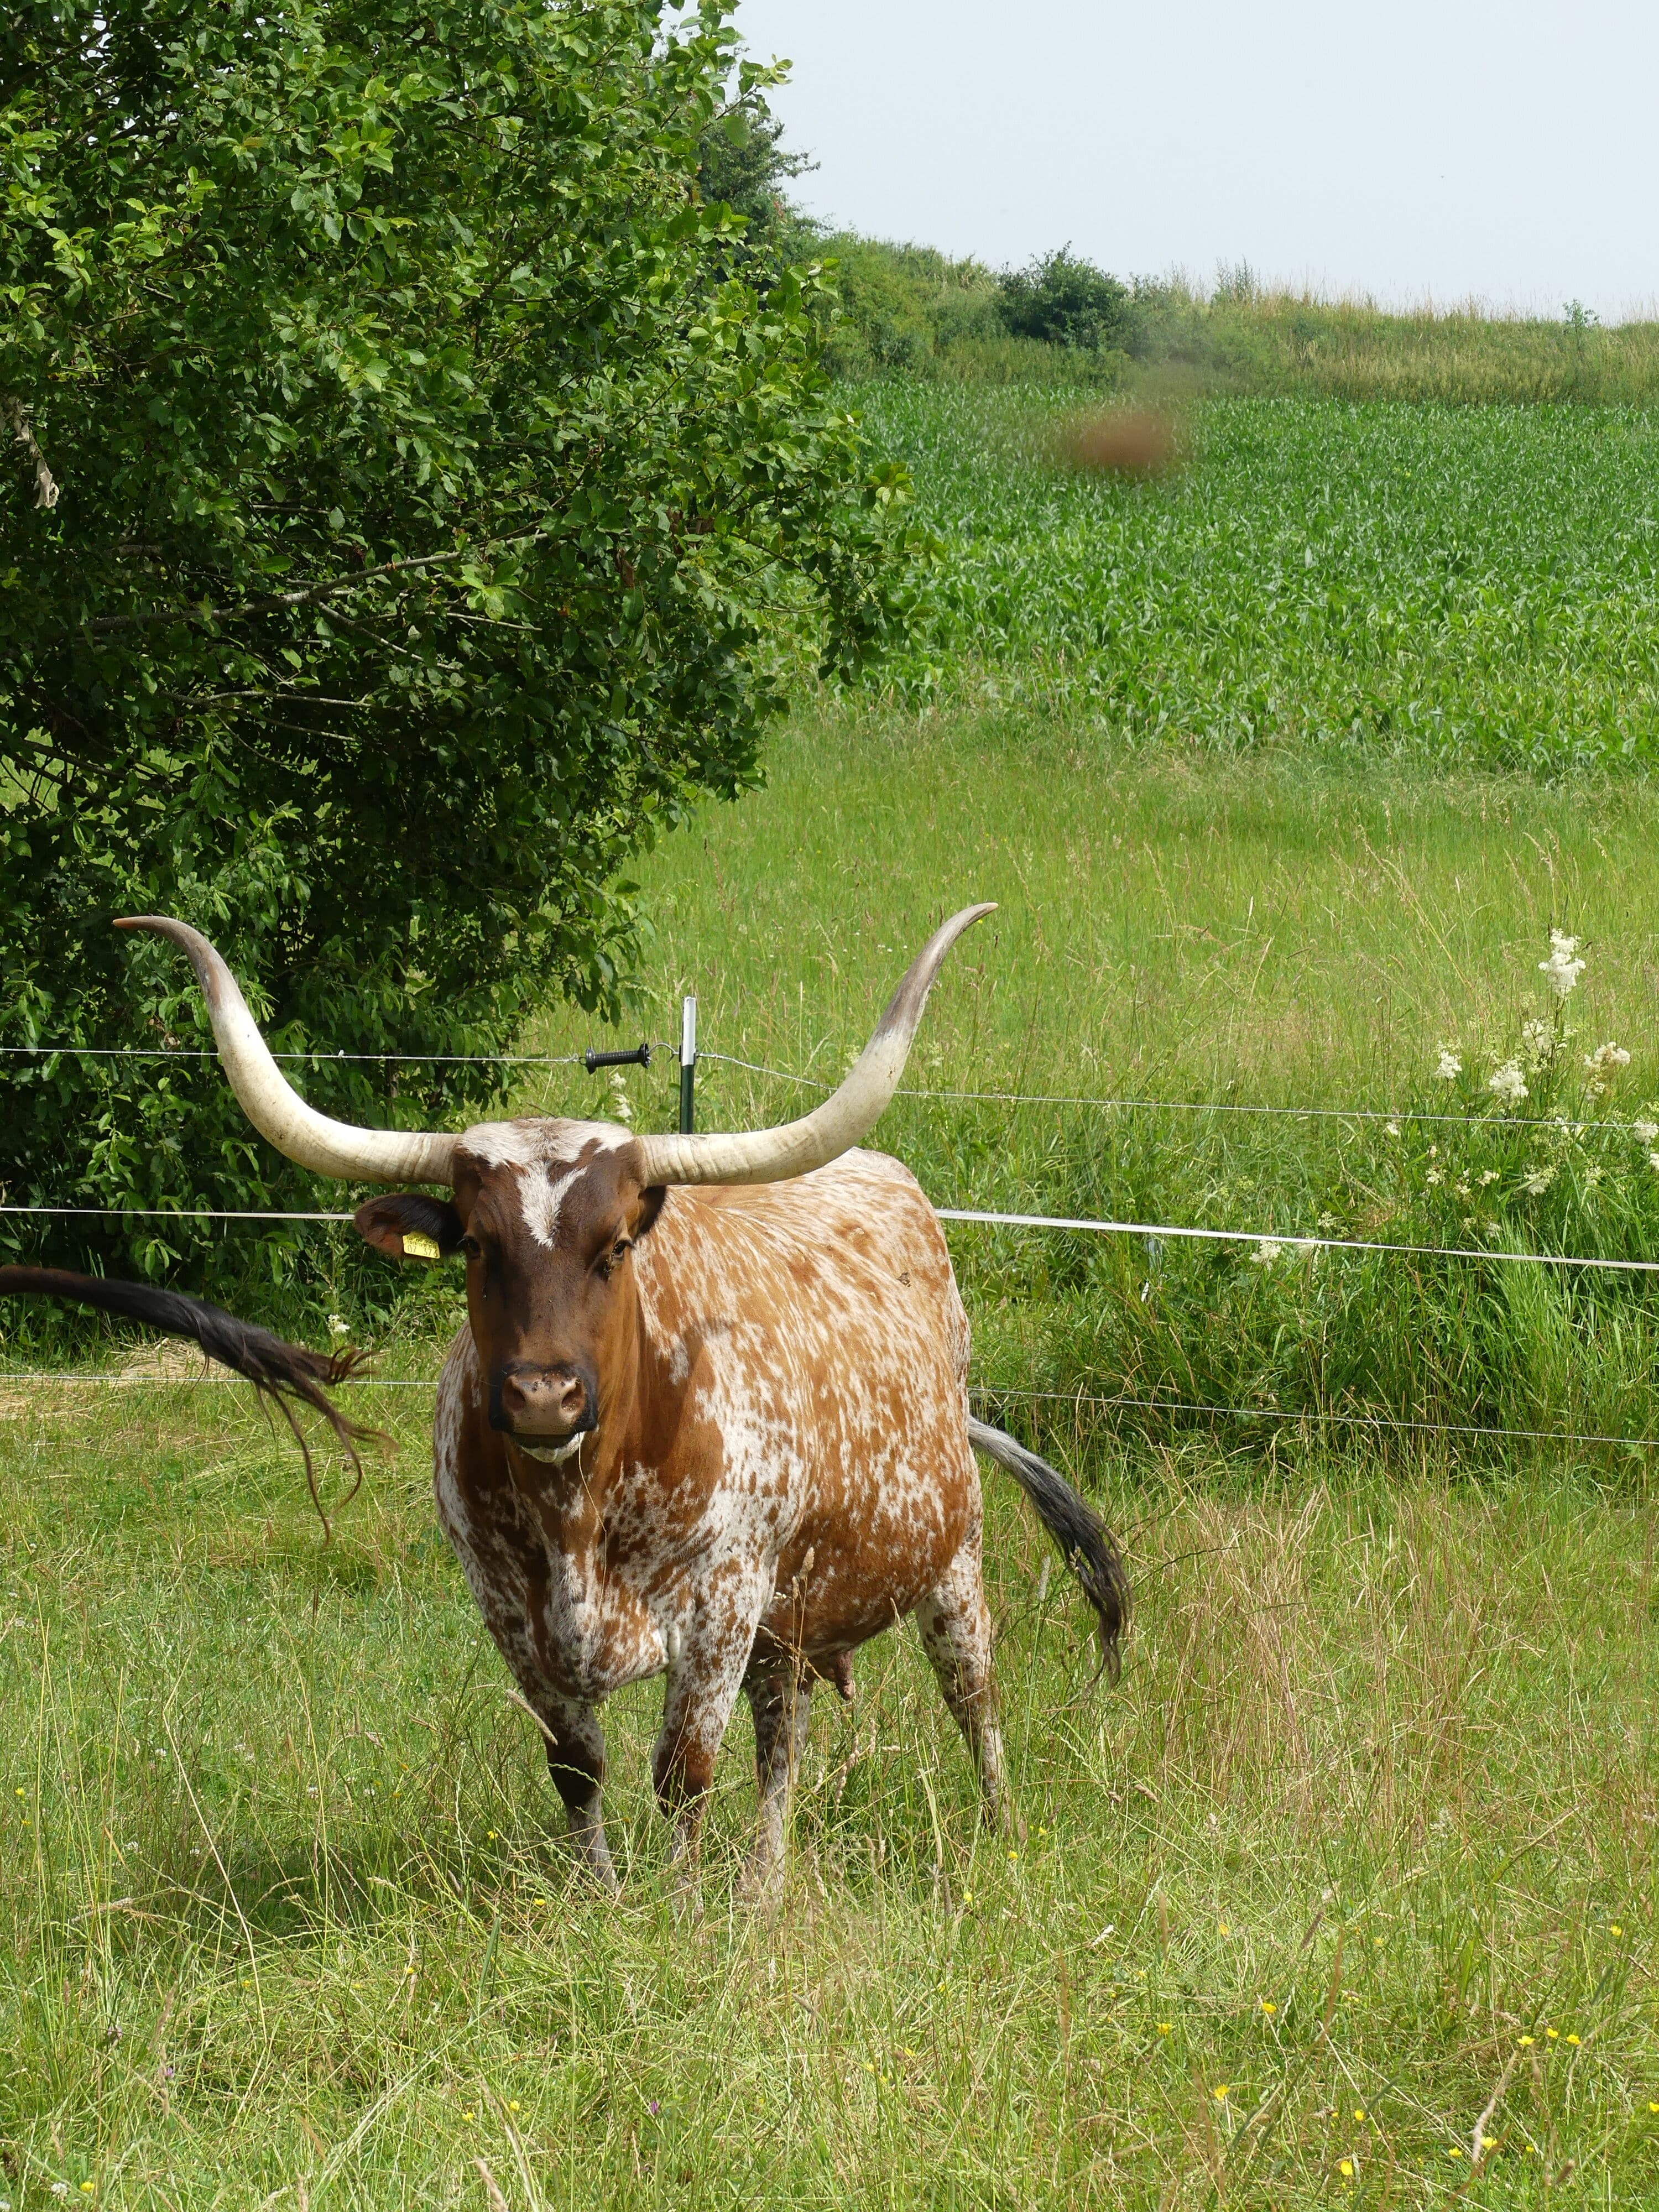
401;1231;442;1261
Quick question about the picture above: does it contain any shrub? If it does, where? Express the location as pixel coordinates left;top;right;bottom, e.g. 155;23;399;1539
0;0;929;1305
997;249;1141;356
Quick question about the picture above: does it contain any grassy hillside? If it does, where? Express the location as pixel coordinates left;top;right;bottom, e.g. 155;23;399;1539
816;234;1659;407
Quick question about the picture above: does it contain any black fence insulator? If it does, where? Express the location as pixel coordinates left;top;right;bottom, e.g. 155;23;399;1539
583;1044;652;1074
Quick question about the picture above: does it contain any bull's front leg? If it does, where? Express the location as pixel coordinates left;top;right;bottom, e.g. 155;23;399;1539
517;1684;618;1892
650;1573;768;1886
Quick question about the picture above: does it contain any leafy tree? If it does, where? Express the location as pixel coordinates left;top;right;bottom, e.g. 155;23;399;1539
696;91;816;267
0;0;927;1302
997;248;1140;354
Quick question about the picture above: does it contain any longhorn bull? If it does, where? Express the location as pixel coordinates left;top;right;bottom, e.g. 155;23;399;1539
119;907;1126;1896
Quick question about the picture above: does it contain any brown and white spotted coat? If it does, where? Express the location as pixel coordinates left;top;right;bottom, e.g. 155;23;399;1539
359;1125;1005;1892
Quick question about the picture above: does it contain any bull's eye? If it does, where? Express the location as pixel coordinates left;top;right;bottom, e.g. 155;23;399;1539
611;1238;630;1265
459;1234;483;1261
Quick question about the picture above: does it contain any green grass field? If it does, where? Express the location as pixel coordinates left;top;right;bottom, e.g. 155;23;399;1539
6;388;1659;2206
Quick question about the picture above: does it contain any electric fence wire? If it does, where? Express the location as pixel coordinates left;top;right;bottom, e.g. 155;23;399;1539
5;1036;1646;1135
5;1369;1649;1456
697;1050;1646;1137
2;1042;679;1067
9;1197;1659;1277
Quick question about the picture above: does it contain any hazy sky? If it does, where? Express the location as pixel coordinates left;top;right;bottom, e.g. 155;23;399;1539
731;0;1659;321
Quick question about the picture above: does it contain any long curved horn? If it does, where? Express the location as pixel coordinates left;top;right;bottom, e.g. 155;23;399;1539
115;917;457;1186
635;903;994;1187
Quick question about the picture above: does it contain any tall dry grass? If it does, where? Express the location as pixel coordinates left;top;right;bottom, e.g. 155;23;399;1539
1;1374;1654;2204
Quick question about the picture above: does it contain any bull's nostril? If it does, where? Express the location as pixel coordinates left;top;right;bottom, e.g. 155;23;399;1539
492;1364;592;1436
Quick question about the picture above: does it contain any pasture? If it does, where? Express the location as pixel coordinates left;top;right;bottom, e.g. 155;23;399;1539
6;388;1659;2205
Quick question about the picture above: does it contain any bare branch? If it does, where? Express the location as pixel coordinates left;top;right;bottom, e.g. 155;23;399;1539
80;524;557;635
81;542;483;633
4;398;60;509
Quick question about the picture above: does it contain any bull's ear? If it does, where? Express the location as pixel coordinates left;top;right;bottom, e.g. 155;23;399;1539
633;1185;668;1240
354;1193;466;1262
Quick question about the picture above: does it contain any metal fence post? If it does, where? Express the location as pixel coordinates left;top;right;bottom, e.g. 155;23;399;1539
678;995;697;1135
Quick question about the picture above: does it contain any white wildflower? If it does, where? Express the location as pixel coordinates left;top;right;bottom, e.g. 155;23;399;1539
327;1313;349;1338
1634;1120;1659;1145
1454;1178;1472;1199
1434;1050;1462;1082
1425;1168;1444;1187
1649;1152;1659;1173
1252;1240;1285;1266
1488;1060;1528;1106
1520;1017;1556;1071
1384;1120;1401;1138
1584;1162;1604;1189
1478;1168;1500;1187
608;1069;634;1125
1523;1165;1557;1196
1583;1041;1630;1077
1539;929;1585;999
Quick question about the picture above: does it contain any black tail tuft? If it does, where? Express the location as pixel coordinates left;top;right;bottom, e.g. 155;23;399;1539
968;1415;1130;1680
0;1267;381;1531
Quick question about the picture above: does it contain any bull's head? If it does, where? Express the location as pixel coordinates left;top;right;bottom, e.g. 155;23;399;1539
115;907;993;1461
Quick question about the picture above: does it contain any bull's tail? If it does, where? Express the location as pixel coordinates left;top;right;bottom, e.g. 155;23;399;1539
0;1268;379;1521
969;1415;1129;1680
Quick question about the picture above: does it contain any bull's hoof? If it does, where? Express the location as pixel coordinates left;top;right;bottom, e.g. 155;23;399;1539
668;1871;705;1924
736;1849;785;1911
566;1813;619;1895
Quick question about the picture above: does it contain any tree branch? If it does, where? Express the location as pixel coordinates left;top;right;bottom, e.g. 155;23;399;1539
4;399;60;509
79;542;492;634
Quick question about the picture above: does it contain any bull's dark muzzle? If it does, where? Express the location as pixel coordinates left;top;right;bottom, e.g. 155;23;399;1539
488;1359;599;1440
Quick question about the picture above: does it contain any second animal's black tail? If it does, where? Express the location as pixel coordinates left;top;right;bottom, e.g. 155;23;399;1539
0;1269;379;1510
968;1416;1129;1679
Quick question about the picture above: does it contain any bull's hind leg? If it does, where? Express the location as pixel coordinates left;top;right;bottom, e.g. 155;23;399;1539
739;1668;812;1904
914;1542;1013;1832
